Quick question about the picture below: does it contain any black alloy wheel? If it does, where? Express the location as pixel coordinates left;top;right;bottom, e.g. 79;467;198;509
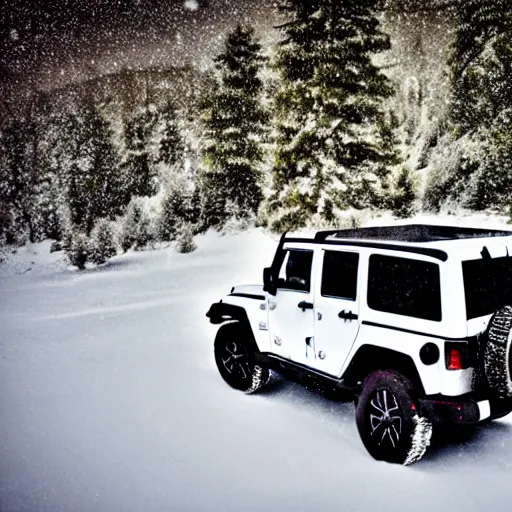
219;338;251;387
368;389;403;450
214;323;270;393
356;371;417;464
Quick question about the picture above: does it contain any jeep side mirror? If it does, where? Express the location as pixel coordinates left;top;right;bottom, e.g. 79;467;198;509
263;267;277;296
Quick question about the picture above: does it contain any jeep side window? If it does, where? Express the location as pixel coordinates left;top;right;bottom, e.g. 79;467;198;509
367;255;442;321
463;257;512;319
321;251;359;300
277;250;313;292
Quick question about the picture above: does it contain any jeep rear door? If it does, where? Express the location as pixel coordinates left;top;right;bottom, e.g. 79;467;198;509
312;249;361;376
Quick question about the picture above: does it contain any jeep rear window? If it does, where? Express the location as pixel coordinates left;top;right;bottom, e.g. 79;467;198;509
463;257;512;319
321;251;359;300
368;255;442;321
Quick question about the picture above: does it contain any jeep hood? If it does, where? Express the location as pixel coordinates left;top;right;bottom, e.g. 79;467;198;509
230;284;266;297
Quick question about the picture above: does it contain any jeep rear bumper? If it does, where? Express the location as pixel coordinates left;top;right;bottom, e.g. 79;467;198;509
419;396;491;425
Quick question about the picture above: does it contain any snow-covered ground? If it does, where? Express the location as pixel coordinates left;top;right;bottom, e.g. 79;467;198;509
1;224;512;512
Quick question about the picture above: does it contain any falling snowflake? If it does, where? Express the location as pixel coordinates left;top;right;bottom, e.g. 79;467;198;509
184;0;199;11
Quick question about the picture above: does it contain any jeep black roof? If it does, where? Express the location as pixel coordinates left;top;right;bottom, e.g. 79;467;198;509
314;224;512;243
282;225;512;262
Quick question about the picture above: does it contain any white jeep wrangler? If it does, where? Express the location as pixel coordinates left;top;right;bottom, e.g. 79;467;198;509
206;225;512;464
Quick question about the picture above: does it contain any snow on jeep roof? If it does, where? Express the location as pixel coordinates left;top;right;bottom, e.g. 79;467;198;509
314;224;512;243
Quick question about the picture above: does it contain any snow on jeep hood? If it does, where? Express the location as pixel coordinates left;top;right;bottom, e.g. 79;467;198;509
230;284;265;296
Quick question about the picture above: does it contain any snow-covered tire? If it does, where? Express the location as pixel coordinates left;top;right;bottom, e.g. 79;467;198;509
483;305;512;399
244;364;272;395
214;323;270;394
355;371;431;465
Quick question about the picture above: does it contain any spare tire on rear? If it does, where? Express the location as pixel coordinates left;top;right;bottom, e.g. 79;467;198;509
483;305;512;398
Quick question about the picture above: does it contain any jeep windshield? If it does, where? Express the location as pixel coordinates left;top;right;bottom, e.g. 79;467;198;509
463;256;512;319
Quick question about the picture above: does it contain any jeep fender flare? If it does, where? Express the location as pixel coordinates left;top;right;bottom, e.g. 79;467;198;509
343;345;425;396
206;302;260;355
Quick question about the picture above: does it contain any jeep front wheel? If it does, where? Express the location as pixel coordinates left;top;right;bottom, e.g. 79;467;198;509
356;371;431;465
214;323;270;394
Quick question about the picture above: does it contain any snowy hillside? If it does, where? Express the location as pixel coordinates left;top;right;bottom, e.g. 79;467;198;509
1;227;511;512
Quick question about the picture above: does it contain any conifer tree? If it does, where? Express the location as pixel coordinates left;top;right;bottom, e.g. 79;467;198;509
63;101;122;234
444;0;512;211
451;0;512;82
0;119;37;243
200;24;267;226
156;101;184;168
451;0;512;133
39;110;79;241
122;107;158;199
393;167;417;218
31;155;62;241
269;0;399;231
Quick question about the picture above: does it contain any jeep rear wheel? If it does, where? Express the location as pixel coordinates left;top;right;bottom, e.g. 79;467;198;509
356;371;431;465
483;305;512;399
214;323;270;394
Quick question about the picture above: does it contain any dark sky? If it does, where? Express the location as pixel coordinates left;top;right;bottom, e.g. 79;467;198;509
1;0;279;90
0;0;450;93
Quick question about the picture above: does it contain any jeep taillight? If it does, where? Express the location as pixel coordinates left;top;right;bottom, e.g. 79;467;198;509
445;342;470;371
447;349;463;370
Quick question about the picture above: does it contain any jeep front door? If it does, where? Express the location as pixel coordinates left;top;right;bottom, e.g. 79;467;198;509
267;248;316;365
313;250;360;376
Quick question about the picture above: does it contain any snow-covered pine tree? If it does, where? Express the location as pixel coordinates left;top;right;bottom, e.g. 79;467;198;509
89;218;118;265
31;111;65;242
200;24;267;226
269;0;399;231
120;197;155;252
175;222;197;253
0;118;38;244
32;165;62;241
35;109;76;242
159;185;192;242
66;229;89;270
62;101;123;234
122;107;158;200
451;0;512;133
156;101;184;167
441;0;512;211
451;0;512;82
393;167;417;218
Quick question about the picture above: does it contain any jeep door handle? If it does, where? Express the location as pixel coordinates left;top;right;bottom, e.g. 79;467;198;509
298;300;314;311
338;310;358;321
